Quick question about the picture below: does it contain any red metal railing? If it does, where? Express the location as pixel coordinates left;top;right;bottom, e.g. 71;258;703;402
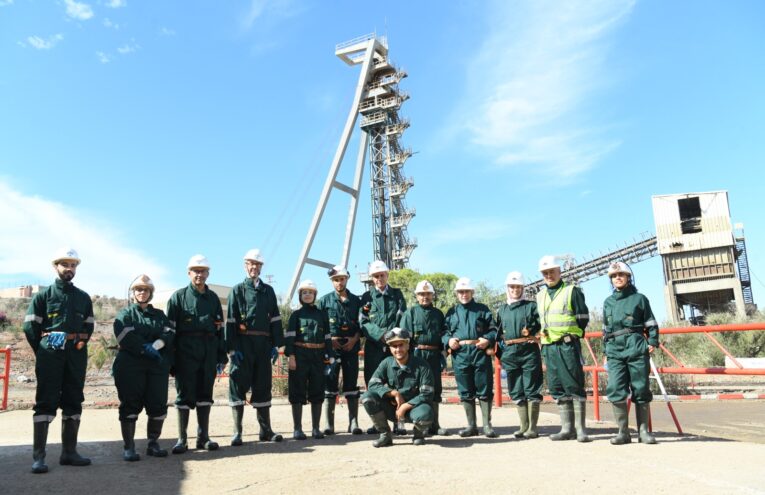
0;346;11;410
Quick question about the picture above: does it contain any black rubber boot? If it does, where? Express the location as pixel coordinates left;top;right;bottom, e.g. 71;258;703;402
311;402;324;439
636;403;657;444
573;401;591;443
514;402;529;438
59;419;91;466
459;401;479;438
347;397;363;435
479;400;499;438
610;402;631;445
172;408;189;454
428;403;449;436
370;412;392;448
196;406;219;450
231;406;244;446
550;401;576;441
322;398;335;435
524;402;540;439
121;421;140;462
31;420;49;474
412;425;426;446
146;419;168;457
256;407;283;442
292;403;306;440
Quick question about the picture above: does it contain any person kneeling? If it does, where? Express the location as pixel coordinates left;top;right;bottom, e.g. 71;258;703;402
361;328;434;447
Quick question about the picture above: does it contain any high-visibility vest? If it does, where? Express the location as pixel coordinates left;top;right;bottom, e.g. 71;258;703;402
536;282;582;344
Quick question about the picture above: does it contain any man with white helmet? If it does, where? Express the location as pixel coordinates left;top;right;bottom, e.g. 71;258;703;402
399;280;448;436
359;260;407;434
23;248;95;473
316;265;363;435
496;271;543;439
113;274;175;461
536;255;591;442
166;255;226;454
361;328;434;447
602;261;659;445
225;248;284;445
444;277;499;438
285;280;332;440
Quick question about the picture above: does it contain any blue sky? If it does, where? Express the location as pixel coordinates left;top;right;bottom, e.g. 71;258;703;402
1;0;763;321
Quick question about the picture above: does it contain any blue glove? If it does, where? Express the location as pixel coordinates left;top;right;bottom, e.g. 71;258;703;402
270;347;279;365
142;343;162;362
48;332;67;350
497;339;506;351
229;350;244;367
216;363;226;375
439;353;447;372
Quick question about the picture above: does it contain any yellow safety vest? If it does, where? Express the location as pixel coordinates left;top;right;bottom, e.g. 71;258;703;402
536;282;582;344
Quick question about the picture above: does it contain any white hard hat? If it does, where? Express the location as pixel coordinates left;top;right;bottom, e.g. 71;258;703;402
454;277;474;292
130;274;155;291
368;260;389;275
243;248;265;264
52;247;81;266
298;279;318;292
328;265;350;279
505;271;525;286
187;254;210;270
538;255;560;272
607;261;631;277
415;280;435;294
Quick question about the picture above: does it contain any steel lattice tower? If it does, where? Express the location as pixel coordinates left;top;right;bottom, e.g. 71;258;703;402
287;34;416;301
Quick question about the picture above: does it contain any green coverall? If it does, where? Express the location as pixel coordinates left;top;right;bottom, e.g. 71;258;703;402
362;355;434;429
285;304;332;404
359;286;406;387
497;300;543;403
317;289;362;399
400;304;445;403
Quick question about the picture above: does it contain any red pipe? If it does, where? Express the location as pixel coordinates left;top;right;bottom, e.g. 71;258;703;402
1;346;10;411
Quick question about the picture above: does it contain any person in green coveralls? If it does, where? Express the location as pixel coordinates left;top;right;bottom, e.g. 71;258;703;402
496;271;543;439
24;248;94;473
361;328;434;447
444;277;499;439
359;260;407;434
316;265;363;435
166;254;227;454
603;261;659;445
113;274;175;461
225;248;283;446
399;280;449;436
285;280;333;440
536;255;591;442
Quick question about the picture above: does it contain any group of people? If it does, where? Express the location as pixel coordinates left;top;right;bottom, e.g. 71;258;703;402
23;247;660;473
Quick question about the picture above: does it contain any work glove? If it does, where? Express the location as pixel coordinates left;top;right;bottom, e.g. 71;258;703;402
228;350;244;367
216;363;226;375
497;339;506;351
47;331;67;350
439;352;447;372
270;347;279;365
142;343;162;362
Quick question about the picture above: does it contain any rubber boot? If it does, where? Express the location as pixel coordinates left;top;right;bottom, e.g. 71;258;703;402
573;400;591;443
146;418;168;457
231;406;244;446
347;397;363;435
172;408;189;454
370;411;392;448
256;407;283;442
59;419;91;466
428;403;449;436
610;402;631;445
31;420;49;474
412;425;426;446
636;403;657;444
322;398;335;435
458;401;479;438
514;402;529;438
292;403;306;440
196;406;218;450
550;401;576;441
393;420;407;436
479;400;499;438
121;421;140;461
311;402;325;439
524;402;540;439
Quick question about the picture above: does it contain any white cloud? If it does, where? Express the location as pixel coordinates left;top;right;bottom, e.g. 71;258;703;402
103;17;119;29
65;0;94;20
0;180;169;296
242;0;267;30
159;26;175;36
117;40;139;54
27;34;64;50
241;0;304;31
105;0;125;8
96;50;110;63
0;0;14;7
455;0;634;180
